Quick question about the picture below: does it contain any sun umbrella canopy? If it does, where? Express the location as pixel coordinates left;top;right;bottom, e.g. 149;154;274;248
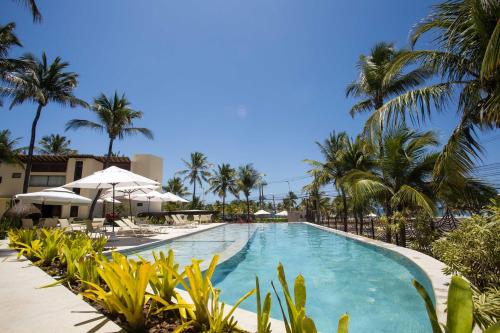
64;166;159;189
131;190;172;202
15;187;92;206
98;197;122;204
106;185;159;197
254;209;271;215
276;210;288;217
162;192;189;203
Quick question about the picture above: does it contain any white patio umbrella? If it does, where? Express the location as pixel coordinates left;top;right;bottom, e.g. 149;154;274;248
254;209;271;216
98;197;122;204
163;192;189;203
104;184;159;218
131;190;174;213
276;210;288;217
15;187;92;206
64;166;160;232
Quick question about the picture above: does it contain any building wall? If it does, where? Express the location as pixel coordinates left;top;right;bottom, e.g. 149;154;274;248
0;154;164;218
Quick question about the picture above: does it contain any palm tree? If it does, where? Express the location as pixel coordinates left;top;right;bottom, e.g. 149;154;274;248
373;0;500;193
304;131;351;230
37;134;75;155
346;42;430;152
0;129;23;164
13;0;42;22
207;164;239;221
66;92;153;217
237;164;260;222
3;53;86;193
178;152;211;203
163;177;190;198
0;23;22;89
344;127;439;246
283;191;298;210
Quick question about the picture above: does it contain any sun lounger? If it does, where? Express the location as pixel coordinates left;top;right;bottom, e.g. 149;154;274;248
121;218;156;234
85;220;106;238
40;218;58;228
171;214;198;228
200;214;212;224
22;219;33;229
115;219;146;237
58;218;72;231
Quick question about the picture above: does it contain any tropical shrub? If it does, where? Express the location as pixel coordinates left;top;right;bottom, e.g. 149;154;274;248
0;216;21;239
8;228;37;248
272;263;349;333
432;205;500;290
168;255;255;332
16;228;65;265
81;252;155;331
409;212;439;255
149;250;185;305
413;276;500;333
472;286;500;330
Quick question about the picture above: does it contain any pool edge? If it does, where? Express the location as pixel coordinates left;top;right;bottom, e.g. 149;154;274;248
302;221;450;324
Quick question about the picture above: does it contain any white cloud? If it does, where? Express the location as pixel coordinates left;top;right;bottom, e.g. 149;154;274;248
236;105;248;118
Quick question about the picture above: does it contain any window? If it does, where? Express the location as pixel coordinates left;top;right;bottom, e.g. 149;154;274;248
0;176;2;184
12;173;21;178
73;161;83;194
137;203;143;207
70;206;79;217
29;175;66;187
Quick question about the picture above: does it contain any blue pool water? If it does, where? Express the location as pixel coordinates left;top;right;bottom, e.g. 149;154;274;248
130;223;432;333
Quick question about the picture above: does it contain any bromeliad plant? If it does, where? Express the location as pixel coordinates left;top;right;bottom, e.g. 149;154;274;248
168;255;255;333
149;250;185;305
413;275;500;333
272;263;349;333
81;252;155;332
256;276;272;333
15;228;65;265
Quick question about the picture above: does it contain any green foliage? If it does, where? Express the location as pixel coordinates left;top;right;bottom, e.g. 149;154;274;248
256;277;272;333
412;275;500;333
74;255;101;289
8;227;37;248
15;228;65;265
432;205;500;291
472;286;500;330
169;255;255;332
408;212;439;255
81;252;155;331
149;250;185;305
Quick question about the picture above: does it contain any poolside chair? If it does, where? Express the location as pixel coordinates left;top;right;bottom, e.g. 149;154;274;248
200;214;212;224
172;214;197;228
115;219;145;237
121;218;155;234
21;219;33;229
58;218;72;232
40;218;58;228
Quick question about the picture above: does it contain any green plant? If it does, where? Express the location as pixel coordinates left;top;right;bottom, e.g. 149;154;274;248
74;255;101;289
413;275;500;333
256;276;272;333
8;228;37;248
432;205;500;290
149;250;185;305
81;252;155;331
16;228;64;265
472;286;500;330
409;212;439;255
168;255;255;332
0;216;21;239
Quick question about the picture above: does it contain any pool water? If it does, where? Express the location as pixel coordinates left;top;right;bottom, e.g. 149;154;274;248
131;223;432;333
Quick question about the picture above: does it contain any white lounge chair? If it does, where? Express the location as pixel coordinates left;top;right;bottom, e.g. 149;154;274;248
40;218;58;228
115;219;145;237
172;214;197;228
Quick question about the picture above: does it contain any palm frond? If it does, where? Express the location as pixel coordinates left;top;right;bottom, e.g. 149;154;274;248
391;185;436;215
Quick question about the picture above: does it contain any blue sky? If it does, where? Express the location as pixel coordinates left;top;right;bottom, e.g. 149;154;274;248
2;0;499;203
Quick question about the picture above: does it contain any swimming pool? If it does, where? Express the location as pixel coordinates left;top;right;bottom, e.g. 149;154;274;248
129;223;432;333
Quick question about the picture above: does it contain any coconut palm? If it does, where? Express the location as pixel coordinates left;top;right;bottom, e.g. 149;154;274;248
372;0;500;192
66;92;153;217
343;127;439;246
304;131;351;230
0;129;24;164
237;164;260;222
66;92;152;163
163;177;190;198
37;134;75;155
346;42;431;152
178;152;211;203
207;163;239;221
0;22;22;86
283;191;298;210
13;0;42;22
3;53;86;193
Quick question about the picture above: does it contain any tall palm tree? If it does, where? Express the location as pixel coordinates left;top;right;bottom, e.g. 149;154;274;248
207;164;239;221
178;152;211;203
37;134;75;155
3;53;86;193
373;0;500;193
237;164;260;222
283;191;298;210
304;131;351;230
163;177;190;198
13;0;42;22
346;42;430;153
66;92;153;217
344;127;439;246
0;129;23;164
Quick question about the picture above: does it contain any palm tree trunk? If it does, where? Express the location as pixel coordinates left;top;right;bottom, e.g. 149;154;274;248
341;188;348;232
222;194;226;221
88;138;114;218
385;202;392;243
192;180;196;204
246;195;250;222
22;104;43;193
354;214;358;234
359;212;364;236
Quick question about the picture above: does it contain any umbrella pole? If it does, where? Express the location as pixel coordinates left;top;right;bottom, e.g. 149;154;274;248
112;183;116;233
128;192;133;223
147;198;150;214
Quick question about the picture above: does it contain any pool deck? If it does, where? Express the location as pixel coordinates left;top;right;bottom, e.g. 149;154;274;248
304;222;450;324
